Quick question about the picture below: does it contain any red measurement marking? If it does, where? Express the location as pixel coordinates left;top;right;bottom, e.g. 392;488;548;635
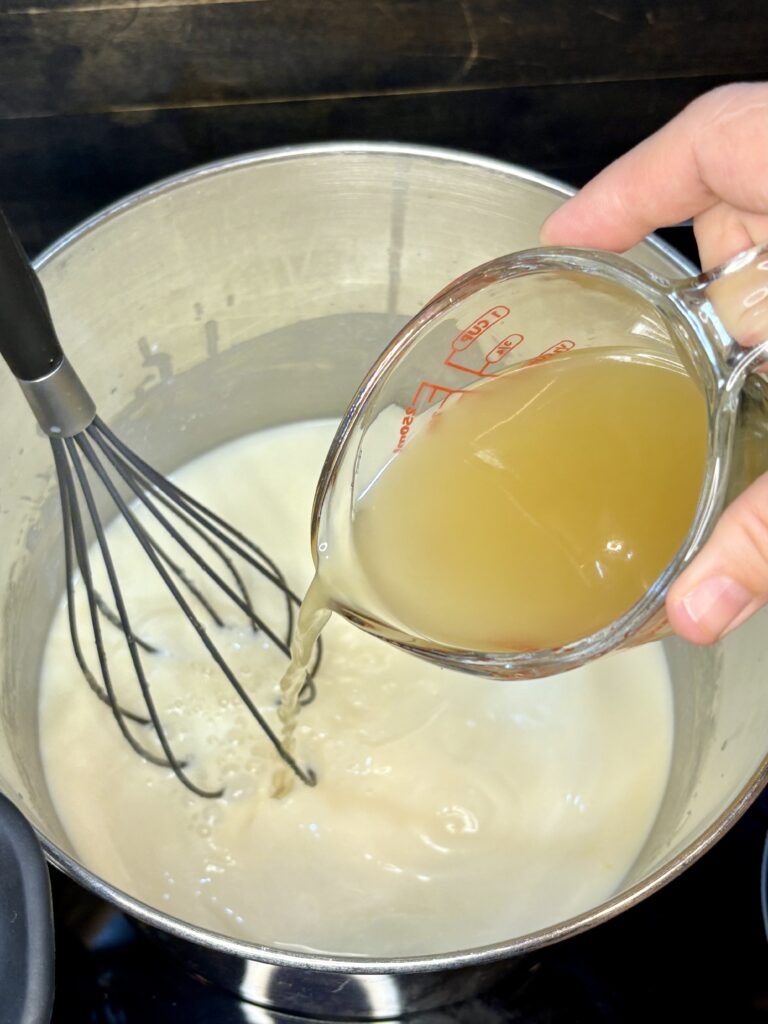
446;331;525;377
486;334;523;364
447;306;510;357
393;380;466;453
448;303;507;352
525;339;575;366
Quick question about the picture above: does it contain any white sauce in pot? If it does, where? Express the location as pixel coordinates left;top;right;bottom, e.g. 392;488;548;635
39;419;673;957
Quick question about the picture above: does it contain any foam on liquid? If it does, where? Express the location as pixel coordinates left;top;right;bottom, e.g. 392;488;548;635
40;419;673;956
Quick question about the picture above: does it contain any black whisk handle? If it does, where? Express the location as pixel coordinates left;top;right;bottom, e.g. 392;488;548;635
0;207;63;382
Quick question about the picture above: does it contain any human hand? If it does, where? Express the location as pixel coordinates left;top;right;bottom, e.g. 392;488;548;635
540;82;768;646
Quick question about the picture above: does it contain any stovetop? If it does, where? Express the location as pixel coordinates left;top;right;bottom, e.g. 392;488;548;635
49;786;768;1023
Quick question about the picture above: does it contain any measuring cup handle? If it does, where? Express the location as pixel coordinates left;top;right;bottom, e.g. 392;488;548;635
677;242;768;357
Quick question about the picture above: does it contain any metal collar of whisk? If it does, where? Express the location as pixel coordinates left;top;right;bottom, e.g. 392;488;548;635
18;355;96;438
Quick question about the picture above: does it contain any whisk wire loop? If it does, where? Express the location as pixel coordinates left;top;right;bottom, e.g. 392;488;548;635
74;428;318;794
50;422;320;797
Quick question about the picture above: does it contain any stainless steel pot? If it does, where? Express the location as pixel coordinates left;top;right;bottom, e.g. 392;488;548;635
1;143;767;1019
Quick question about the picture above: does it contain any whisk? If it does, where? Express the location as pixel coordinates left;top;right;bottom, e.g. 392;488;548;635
0;209;319;798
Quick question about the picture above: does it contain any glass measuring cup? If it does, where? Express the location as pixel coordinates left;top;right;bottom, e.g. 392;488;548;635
311;243;768;679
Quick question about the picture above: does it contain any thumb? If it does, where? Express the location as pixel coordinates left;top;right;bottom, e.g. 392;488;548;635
666;473;768;643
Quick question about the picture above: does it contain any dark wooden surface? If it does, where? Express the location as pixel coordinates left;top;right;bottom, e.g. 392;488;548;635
1;0;767;254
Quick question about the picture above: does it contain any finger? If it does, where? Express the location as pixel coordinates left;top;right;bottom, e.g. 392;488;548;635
541;82;768;252
694;203;768;269
666;472;768;644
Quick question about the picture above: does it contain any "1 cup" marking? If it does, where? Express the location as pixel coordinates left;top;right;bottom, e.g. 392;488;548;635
444;306;511;373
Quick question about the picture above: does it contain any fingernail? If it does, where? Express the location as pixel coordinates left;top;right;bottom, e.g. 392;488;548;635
680;575;753;640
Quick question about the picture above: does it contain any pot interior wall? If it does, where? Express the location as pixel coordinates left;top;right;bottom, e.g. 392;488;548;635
1;148;766;949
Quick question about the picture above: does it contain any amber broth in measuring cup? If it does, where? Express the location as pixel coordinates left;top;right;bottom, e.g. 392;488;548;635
351;345;708;652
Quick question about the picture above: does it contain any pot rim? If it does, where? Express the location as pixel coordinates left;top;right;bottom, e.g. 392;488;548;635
34;140;760;974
